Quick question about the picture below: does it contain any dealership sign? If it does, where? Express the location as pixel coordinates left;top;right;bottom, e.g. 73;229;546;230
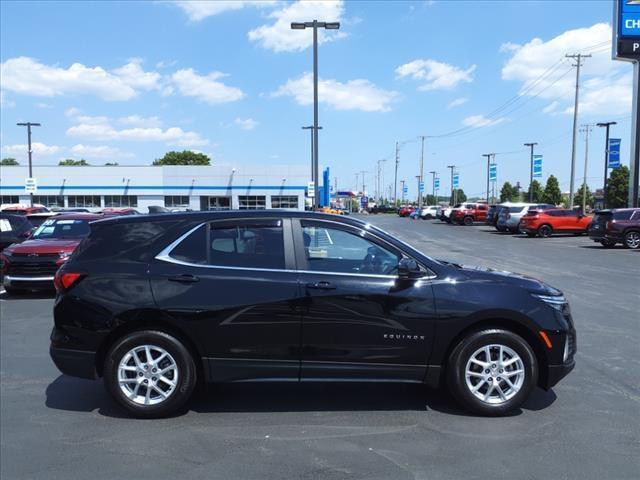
608;138;622;169
533;155;543;178
452;174;460;189
489;164;497;182
24;177;37;193
434;178;440;189
614;0;640;60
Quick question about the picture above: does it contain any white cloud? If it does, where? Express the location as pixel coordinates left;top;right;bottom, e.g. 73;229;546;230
171;68;244;104
66;115;209;147
234;117;259;130
69;144;134;159
462;115;506;128
2;142;61;157
118;115;163;128
501;23;632;117
395;59;476;91
448;97;468;109
248;0;346;52
273;73;398;112
156;59;178;69
0;57;163;101
170;0;274;21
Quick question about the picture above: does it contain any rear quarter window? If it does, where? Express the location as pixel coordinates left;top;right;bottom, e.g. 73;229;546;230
613;210;633;221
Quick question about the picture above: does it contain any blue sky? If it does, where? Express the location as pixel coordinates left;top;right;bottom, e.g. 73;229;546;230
0;0;634;199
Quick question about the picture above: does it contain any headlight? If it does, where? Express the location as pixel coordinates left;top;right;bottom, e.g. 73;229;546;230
531;293;567;312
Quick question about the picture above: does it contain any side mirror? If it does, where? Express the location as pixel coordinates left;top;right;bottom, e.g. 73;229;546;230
398;257;423;279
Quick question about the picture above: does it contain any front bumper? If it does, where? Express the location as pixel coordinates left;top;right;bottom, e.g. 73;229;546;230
543;359;575;389
3;275;55;289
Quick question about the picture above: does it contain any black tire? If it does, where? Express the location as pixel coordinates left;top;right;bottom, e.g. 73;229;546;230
463;216;474;226
103;330;197;418
624;230;640;249
447;329;538;416
538;224;553;238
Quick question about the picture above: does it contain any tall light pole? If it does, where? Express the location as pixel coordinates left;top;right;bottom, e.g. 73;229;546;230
482;153;492;204
524;142;538;202
16;122;41;207
447;165;456;205
418;135;426;209
429;171;437;201
580;124;593;213
566;53;591;208
291;20;340;210
302;126;322;183
596;122;616;208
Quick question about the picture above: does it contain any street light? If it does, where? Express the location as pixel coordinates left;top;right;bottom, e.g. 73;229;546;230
302;126;322;183
415;175;421;205
429;171;437;201
524;143;538;202
596;122;616;208
16;122;41;207
291;20;340;209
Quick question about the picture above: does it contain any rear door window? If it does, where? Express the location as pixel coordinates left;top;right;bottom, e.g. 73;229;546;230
613;210;634;221
209;221;285;269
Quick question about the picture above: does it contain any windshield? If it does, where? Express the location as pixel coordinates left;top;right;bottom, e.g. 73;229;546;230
509;206;525;213
32;218;91;239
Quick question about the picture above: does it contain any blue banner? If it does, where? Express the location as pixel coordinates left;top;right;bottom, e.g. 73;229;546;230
453;174;460;189
434;178;440;189
608;138;621;169
419;181;424;192
533;154;543;178
489;164;497;182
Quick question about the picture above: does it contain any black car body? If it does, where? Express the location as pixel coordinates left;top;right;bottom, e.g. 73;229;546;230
51;211;576;417
0;213;33;251
588;208;640;249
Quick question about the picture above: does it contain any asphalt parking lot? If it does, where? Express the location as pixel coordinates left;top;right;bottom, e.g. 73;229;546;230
1;215;638;480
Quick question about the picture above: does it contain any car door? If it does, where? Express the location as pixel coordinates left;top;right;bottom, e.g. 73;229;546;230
562;210;581;231
293;218;436;382
149;217;302;382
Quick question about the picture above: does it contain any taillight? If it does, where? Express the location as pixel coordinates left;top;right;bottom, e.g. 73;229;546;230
54;271;84;293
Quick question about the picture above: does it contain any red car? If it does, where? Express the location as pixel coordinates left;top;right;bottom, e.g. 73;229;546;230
0;213;103;294
451;202;489;225
1;205;49;215
398;206;415;217
519;209;592;238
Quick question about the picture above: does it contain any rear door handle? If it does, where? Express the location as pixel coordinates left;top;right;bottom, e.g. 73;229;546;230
168;274;200;283
305;281;336;290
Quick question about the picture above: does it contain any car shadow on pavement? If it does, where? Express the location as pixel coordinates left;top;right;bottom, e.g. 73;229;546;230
45;376;557;418
0;290;55;300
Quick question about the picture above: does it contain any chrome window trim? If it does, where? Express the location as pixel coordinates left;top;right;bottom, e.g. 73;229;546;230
155;220;436;280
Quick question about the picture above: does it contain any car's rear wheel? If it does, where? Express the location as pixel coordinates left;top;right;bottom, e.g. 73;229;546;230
463;216;474;226
624;230;640;249
104;330;197;418
447;329;538;416
538;224;553;238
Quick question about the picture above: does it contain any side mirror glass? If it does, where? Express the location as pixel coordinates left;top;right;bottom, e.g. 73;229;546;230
398;257;423;279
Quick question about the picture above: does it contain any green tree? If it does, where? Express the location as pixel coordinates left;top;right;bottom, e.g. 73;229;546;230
1;157;19;165
526;180;543;202
542;175;562;206
574;183;594;210
606;165;629;208
500;181;520;202
59;158;89;166
450;188;467;204
153;150;210;166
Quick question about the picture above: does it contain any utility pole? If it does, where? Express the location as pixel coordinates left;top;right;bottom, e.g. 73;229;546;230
376;159;386;205
393;141;399;206
524;142;538;202
447;165;456;205
418;136;426;209
580;124;593;213
400;179;406;204
415;175;421;204
429;171;437;202
482;153;492;204
359;170;368;197
354;173;359;195
566;53;591;208
596;122;616;208
16;122;41;208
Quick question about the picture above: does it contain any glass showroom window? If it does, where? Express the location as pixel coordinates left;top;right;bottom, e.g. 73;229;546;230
238;196;266;210
200;196;232;211
0;196;20;204
104;195;138;207
67;195;102;208
32;195;64;207
165;196;190;208
271;195;299;209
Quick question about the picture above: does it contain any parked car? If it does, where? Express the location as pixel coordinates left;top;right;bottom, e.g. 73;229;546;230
419;205;439;219
519;209;592;238
486;204;510;226
102;207;139;216
439;204;460;222
0;204;50;215
587;208;640;249
368;205;396;214
497;203;555;233
451;202;489;225
0;213;103;293
0;213;34;251
398;205;415;217
50;211;575;418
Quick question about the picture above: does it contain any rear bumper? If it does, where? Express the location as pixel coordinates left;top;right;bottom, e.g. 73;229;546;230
3;275;54;289
50;345;97;380
588;230;622;243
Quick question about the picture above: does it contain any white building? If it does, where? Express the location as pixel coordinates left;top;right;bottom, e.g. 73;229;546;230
0;164;309;211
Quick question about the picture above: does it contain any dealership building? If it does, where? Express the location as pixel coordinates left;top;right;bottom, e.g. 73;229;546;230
0;164;313;211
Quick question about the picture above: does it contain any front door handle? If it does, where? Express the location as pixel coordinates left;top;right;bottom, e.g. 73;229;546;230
168;274;200;283
306;281;336;290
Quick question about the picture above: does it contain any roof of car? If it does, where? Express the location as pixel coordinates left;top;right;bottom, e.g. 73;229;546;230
47;213;106;221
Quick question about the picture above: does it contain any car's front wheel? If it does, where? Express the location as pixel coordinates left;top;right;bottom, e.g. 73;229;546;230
538;224;553;238
104;330;197;418
447;329;538;416
624;230;640;249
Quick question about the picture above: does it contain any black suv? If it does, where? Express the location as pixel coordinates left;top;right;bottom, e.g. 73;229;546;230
51;211;575;418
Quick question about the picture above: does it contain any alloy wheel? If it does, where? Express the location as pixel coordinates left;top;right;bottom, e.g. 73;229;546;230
625;231;640;249
117;345;179;406
464;344;525;405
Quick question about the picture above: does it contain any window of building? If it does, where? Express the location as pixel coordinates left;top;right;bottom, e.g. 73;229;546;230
67;195;101;208
104;195;138;207
165;196;190;208
200;196;231;211
301;222;399;275
32;195;64;207
271;195;299;209
238;195;266;210
0;195;20;205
